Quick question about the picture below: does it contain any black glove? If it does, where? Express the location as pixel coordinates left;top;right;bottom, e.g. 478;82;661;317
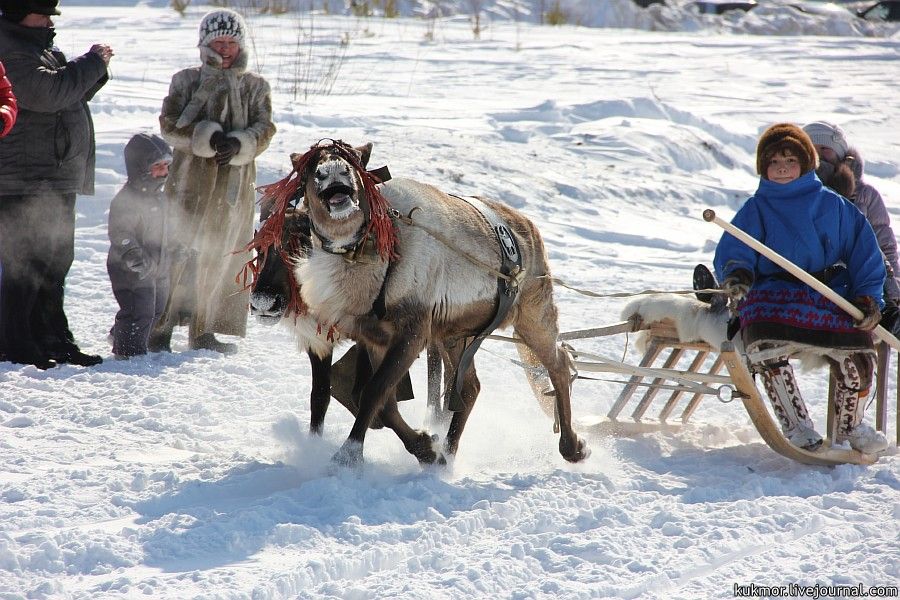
123;249;151;279
852;296;881;332
214;136;241;166
128;260;153;280
209;130;227;153
722;269;753;301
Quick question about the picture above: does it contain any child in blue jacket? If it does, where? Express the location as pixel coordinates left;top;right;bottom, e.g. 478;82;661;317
714;123;888;454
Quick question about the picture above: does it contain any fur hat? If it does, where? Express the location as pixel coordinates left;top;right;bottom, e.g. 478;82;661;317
802;121;849;161
1;0;60;22
756;122;817;178
198;9;245;49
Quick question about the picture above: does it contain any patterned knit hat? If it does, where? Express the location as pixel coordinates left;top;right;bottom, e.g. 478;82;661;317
198;9;245;48
802;121;849;161
756;123;818;178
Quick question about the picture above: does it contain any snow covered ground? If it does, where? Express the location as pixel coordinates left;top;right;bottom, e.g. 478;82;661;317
1;3;899;599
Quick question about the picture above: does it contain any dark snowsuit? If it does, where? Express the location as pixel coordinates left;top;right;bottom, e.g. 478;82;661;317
0;19;108;366
107;134;172;357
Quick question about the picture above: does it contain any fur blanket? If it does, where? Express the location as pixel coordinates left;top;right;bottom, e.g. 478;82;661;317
620;294;738;354
619;293;858;370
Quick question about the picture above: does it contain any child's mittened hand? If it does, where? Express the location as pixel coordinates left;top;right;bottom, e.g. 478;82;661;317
722;269;753;301
852;296;881;331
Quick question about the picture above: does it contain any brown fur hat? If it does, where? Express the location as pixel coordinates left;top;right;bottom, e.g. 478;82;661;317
756;123;818;178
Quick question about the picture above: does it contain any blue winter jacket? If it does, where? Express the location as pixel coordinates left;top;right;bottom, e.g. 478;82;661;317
714;171;885;333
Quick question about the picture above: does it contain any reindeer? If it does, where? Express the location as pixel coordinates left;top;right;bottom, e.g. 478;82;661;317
251;140;589;467
248;204;427;435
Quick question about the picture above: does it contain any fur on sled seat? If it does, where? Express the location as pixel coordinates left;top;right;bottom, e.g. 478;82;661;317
620;294;842;370
620;294;737;354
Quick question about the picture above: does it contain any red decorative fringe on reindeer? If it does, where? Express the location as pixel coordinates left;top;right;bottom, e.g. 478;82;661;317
237;139;400;319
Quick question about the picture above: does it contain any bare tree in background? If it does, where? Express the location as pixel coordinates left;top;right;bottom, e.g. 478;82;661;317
469;0;482;39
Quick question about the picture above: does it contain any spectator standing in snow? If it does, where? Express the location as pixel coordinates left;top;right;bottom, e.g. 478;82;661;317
107;134;173;359
0;59;16;136
152;9;275;355
802;121;900;331
714;123;888;455
0;0;113;369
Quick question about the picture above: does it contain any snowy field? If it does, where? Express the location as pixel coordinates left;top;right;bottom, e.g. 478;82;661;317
2;2;900;599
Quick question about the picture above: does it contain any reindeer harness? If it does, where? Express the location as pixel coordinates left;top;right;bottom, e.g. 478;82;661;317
445;196;524;412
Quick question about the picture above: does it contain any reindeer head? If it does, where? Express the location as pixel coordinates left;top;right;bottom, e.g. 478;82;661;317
250;208;311;323
299;142;373;246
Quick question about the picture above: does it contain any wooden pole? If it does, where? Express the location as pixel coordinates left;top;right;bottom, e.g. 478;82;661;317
703;208;900;353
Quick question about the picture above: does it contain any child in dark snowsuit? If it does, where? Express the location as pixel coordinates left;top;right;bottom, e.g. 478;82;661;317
107;133;173;358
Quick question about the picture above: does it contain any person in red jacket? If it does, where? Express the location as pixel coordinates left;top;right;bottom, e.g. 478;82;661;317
0;59;16;137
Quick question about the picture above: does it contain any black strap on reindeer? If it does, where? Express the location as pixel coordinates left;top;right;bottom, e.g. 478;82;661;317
447;196;524;412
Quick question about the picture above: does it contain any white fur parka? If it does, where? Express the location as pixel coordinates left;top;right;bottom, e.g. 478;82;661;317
158;48;275;338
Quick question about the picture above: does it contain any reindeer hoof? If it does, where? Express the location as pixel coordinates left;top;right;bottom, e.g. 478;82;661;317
560;436;590;463
407;431;439;465
332;440;364;467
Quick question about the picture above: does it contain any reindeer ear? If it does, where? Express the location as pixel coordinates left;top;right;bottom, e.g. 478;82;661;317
355;142;373;168
290;152;305;170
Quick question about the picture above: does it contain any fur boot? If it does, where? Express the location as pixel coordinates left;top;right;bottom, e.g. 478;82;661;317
757;358;823;450
829;353;887;454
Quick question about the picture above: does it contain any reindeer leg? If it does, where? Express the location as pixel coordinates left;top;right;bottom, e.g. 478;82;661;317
333;328;429;466
378;397;440;465
441;339;481;460
514;296;589;463
308;350;333;436
426;342;449;428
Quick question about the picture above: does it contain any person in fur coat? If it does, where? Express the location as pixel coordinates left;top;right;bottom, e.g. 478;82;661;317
802;121;900;307
0;59;16;137
107;133;172;358
714;123;888;455
152;9;275;354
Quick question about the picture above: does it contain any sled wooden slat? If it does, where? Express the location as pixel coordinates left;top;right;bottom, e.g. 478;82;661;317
572;356;732;386
607;340;664;420
875;341;889;435
826;375;837;445
631;348;685;420
658;350;710;422
558;320;639;341
679;355;725;424
659;351;709;422
604;320;729;425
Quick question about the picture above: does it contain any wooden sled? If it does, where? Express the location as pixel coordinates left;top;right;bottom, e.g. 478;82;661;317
570;317;895;466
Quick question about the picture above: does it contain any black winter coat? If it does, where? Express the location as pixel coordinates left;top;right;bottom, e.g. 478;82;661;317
0;19;108;195
107;134;172;286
